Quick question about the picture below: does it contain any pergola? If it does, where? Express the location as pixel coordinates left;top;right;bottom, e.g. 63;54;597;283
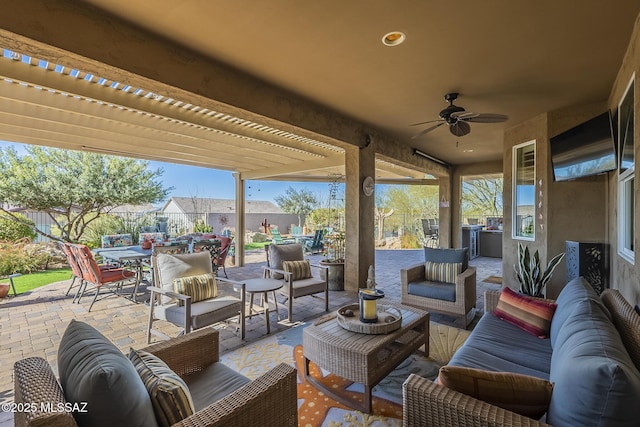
0;28;446;291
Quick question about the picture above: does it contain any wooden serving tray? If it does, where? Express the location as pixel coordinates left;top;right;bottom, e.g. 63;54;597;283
336;304;402;334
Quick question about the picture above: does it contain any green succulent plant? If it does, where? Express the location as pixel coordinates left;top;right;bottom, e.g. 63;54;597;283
514;243;565;297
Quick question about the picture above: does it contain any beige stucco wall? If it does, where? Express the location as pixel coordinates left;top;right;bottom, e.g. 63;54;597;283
607;13;640;305
503;113;549;290
502;105;610;298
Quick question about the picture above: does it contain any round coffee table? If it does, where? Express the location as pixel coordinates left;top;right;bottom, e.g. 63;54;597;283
242;278;283;334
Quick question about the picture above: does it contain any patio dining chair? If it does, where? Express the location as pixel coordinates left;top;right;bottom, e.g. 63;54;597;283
70;243;137;311
59;242;117;300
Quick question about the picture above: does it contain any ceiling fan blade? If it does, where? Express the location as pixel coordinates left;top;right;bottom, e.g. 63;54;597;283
463;113;509;123
451;111;479;120
410;119;443;126
412;122;445;139
450;121;471;137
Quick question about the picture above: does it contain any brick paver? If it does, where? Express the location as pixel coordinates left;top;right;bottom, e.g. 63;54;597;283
0;248;501;424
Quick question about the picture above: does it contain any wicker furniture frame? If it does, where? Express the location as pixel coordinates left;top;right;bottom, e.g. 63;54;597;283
402;288;640;427
401;263;476;327
13;328;298;427
303;303;429;413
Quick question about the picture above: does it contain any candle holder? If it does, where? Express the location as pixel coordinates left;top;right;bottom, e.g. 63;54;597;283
358;289;385;323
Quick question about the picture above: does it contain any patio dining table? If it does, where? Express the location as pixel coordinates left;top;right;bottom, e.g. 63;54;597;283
92;245;152;302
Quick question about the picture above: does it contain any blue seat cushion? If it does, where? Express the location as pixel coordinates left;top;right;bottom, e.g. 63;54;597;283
448;313;552;379
547;297;640;427
184;362;250;411
408;280;455;302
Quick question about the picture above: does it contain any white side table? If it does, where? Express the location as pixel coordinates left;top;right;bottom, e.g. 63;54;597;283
242;278;283;334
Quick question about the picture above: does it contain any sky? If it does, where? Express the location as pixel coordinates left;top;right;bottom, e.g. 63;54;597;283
0;140;339;206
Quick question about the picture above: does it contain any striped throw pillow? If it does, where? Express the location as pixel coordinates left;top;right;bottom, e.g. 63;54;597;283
173;273;217;303
493;287;557;338
282;260;312;280
424;261;462;284
438;366;553;419
129;349;195;427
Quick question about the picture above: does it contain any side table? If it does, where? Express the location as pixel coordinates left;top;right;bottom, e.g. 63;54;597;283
242;278;283;334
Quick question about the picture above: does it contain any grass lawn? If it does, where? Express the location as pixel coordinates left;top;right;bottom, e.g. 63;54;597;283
245;241;270;251
0;268;72;294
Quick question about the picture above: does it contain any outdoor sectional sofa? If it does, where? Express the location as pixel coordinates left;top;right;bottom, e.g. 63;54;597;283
403;277;640;426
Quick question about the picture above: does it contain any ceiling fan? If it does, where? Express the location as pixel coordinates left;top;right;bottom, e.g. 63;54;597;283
411;93;508;139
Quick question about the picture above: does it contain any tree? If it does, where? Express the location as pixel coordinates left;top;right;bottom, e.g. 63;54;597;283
461;177;503;218
0;212;37;241
0;146;172;242
274;187;319;226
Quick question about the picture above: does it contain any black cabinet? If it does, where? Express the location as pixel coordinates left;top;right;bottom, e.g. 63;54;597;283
565;241;608;295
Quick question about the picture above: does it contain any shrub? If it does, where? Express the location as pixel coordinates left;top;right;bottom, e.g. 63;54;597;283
401;232;421;249
0;238;48;276
0;212;37;242
193;218;213;233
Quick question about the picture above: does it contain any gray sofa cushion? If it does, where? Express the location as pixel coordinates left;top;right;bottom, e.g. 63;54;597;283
448;313;552;379
550;277;609;348
548;297;640;427
268;243;304;279
407;281;456;302
58;320;158;427
184;361;250;411
424;247;469;272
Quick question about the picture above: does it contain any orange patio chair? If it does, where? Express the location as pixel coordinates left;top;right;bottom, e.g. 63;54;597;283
70;243;136;311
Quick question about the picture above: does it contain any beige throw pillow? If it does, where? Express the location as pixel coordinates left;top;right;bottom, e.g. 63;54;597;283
438;366;553;419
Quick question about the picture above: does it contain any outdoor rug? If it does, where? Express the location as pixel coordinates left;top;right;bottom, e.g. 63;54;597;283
220;321;470;426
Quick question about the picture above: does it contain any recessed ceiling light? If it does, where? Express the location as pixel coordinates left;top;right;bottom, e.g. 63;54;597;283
463;149;474;153
382;31;406;47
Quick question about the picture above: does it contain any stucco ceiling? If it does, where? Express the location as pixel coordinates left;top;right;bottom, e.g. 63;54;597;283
78;0;640;164
0;1;639;182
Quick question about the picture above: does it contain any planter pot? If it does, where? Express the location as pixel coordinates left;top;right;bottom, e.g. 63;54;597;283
319;260;345;291
0;283;10;298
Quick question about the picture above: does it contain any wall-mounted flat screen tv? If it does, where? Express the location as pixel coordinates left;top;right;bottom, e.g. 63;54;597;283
550;111;616;182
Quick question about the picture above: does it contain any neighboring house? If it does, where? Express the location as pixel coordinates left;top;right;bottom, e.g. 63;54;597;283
161;197;300;234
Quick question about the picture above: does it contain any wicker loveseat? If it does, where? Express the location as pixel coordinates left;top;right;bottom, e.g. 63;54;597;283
402;278;640;426
13;322;297;427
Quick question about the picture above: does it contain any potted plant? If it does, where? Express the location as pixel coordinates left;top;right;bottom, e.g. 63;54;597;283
514;242;565;297
319;230;345;291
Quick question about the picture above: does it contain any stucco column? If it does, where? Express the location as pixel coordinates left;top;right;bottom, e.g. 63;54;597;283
233;173;245;267
344;145;376;291
438;176;452;248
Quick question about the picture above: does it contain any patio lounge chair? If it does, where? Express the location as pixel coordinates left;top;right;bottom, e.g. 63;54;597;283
302;229;324;254
401;247;476;327
265;243;328;322
270;228;295;244
13;323;297;427
147;251;246;343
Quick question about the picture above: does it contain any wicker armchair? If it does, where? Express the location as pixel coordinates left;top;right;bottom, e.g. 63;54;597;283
401;247;476;327
13;328;298;427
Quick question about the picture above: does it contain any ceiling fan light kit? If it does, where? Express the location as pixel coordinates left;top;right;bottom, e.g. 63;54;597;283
411;93;508;139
